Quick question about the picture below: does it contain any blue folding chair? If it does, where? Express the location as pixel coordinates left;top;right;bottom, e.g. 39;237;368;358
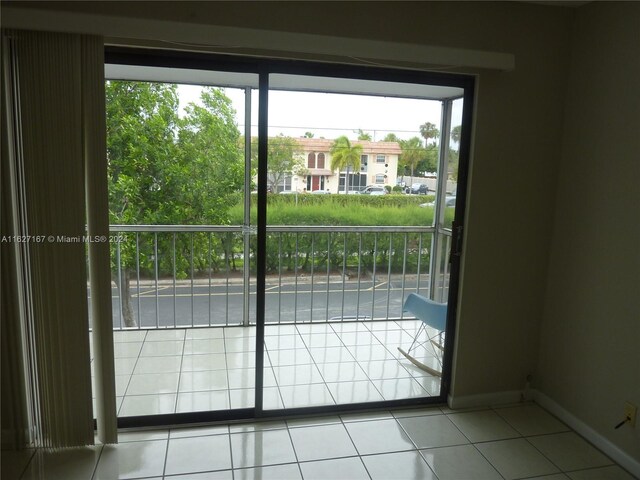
397;293;447;377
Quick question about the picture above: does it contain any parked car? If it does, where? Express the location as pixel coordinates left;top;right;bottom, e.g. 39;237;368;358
410;183;429;195
360;185;387;195
311;189;331;194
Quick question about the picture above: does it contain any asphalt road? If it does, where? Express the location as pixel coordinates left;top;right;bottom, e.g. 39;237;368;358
93;277;441;329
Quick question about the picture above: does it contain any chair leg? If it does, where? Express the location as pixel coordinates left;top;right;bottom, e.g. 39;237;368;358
397;347;442;377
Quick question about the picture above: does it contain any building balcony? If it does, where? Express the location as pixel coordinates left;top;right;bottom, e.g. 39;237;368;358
92;225;452;417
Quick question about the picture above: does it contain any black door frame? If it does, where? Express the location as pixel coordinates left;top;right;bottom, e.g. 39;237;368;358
105;47;475;428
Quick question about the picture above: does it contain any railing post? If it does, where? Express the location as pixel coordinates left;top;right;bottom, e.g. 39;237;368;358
116;239;123;329
243;87;252;327
429;99;453;301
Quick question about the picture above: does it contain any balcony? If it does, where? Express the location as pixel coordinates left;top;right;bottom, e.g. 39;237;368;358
92;225;451;417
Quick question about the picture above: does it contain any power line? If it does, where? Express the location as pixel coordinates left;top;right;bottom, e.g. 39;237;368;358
238;124;428;135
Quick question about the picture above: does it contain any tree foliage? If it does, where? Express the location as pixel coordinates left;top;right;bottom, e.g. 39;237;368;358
106;81;244;326
107;81;180;225
419;121;439;145
356;129;372;141
451;125;462;144
251;135;306;191
176;89;245;224
383;133;400;143
398;137;425;178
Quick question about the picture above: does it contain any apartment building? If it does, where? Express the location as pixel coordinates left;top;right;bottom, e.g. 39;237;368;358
291;138;400;193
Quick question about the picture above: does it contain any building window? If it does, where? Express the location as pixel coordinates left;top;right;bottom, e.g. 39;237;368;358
375;174;385;184
360;154;368;172
277;174;292;192
376;154;385;163
317;153;325;169
308;152;316;168
339;172;367;192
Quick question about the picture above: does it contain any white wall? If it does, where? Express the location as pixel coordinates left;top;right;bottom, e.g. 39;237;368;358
538;1;640;462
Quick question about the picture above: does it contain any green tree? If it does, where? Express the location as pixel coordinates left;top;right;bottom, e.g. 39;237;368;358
106;82;243;326
107;81;179;226
107;81;179;327
303;131;315;138
268;135;306;191
330;136;363;194
398;137;425;178
176;88;244;223
356;129;372;141
417;144;439;174
250;135;306;192
419;121;440;145
451;125;462;144
383;133;400;142
448;125;462;180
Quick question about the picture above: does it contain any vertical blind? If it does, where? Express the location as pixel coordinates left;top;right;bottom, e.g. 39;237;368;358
0;29;116;448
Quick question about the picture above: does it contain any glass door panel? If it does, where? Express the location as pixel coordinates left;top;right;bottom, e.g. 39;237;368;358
263;73;461;410
102;66;259;418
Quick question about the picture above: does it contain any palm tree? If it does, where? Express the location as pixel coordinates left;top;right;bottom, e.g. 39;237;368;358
419;122;439;145
330;136;363;194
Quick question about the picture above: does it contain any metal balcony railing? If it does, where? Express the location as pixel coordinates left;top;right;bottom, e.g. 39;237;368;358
104;225;452;330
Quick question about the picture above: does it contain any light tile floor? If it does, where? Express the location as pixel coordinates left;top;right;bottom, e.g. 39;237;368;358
91;320;442;417
5;403;636;479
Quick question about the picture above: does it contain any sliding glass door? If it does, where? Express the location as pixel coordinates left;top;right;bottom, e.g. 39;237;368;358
102;48;474;426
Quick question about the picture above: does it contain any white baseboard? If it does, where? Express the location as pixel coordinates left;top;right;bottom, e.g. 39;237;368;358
533;390;640;478
447;390;523;409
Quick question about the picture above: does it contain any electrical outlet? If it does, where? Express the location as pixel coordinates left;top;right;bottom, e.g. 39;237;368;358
624;402;637;427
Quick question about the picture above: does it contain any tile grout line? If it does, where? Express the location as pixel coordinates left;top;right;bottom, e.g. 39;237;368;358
161;432;171;478
223;327;233;411
227;428;236;479
338;324;398;401
172;329;186;414
118;329;147;416
88;444;105;480
264;341;287;410
16;448;37;480
431;432;509;480
338;411;375;480
366;321;430;401
283;421;305;479
332;321;389;402
522;433;580;475
297;324;339;406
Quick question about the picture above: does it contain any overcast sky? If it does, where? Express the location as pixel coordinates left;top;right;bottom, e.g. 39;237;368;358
178;85;456;142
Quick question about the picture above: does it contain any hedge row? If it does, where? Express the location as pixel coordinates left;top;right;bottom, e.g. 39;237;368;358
114;196;453;278
252;192;434;208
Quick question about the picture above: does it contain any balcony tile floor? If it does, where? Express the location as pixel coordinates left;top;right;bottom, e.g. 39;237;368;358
92;319;443;417
6;403;635;479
